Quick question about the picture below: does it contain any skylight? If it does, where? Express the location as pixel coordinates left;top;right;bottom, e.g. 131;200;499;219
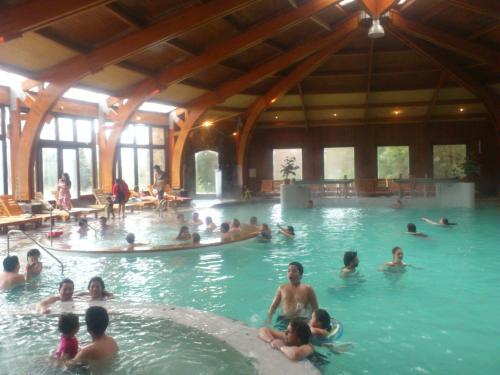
398;0;407;4
138;102;176;114
0;69;26;89
339;0;355;6
63;87;109;104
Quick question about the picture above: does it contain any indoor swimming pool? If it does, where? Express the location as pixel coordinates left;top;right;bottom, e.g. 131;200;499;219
1;202;499;374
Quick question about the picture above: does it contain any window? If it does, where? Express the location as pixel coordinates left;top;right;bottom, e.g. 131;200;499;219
116;124;167;190
273;149;302;180
377;146;409;179
433;144;466;178
324;147;355;179
195;150;219;194
36;115;98;198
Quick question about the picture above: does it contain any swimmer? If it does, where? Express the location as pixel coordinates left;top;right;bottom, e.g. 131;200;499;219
422;217;457;226
392;199;403;209
267;262;318;327
340;251;359;277
277;224;295;238
176;225;192;241
77;218;88;235
205;216;216;232
76;277;113;300
407;223;428;237
54;313;79;360
192;232;201;245
230;219;241;233
177;214;186;226
220;222;232;241
0;255;32;290
380;246;407;271
249;216;258;227
66;306;118;365
258;223;272;242
258;318;313;361
26;248;43;276
125;233;147;250
99;216;108;230
37;278;75;313
190;212;203;226
308;309;352;353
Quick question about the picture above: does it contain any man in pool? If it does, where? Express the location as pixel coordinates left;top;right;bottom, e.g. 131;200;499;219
340;251;359;277
66;306;118;365
37;278;75;313
407;223;428;237
422;217;457;226
0;255;32;290
380;246;407;271
267;262;318;330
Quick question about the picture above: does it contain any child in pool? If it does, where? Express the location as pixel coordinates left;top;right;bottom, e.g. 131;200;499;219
55;313;79;360
26;248;43;276
106;196;115;220
309;308;332;338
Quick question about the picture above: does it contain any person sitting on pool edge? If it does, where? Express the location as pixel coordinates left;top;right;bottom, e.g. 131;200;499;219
37;278;75;313
422;217;457;226
0;255;33;290
76;277;113;300
407;223;428;237
66;306;118;366
340;251;359;277
259;318;313;361
267;261;318;330
277;224;295;238
26;248;43;276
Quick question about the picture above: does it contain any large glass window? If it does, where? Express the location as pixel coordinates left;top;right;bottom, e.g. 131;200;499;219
273;148;303;180
433;144;466;178
195;150;219;194
116;124;167;190
324;147;355;179
36;115;97;198
377;146;410;179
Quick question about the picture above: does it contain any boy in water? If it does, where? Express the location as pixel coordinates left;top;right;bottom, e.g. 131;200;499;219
267;262;318;329
340;251;359;277
66;306;118;365
422;217;457;226
380;246;407;272
26;248;43;276
407;223;428;237
0;255;31;290
259;318;313;361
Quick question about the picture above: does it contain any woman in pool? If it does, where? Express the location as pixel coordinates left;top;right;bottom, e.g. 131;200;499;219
76;277;113;300
220;222;232;241
57;173;72;210
259;318;313;361
176;225;192;241
205;216;216;232
277;224;295;238
380;246;407;272
258;223;272;242
37;278;75;313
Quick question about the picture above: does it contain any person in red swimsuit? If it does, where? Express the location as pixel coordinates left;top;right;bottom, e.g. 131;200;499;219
112;178;130;219
55;313;79;360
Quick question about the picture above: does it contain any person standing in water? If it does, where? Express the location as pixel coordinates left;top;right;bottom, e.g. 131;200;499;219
112;178;130;219
340;251;359;277
267;262;318;330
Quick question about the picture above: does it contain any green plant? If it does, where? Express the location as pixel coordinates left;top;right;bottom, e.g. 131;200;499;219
461;157;480;177
280;156;300;179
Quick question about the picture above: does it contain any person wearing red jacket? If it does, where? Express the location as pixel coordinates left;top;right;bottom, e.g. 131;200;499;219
112;178;130;219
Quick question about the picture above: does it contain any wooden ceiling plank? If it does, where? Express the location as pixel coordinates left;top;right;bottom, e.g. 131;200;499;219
390;11;500;69
0;0;113;42
358;0;399;17
467;23;500;41
447;0;500;20
104;3;144;30
288;0;331;31
421;1;448;22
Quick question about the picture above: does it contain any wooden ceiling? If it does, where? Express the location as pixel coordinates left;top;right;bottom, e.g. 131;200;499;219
0;0;498;128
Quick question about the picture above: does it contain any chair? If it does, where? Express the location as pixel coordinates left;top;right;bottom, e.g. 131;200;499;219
0;195;51;230
34;192;102;221
90;189;142;211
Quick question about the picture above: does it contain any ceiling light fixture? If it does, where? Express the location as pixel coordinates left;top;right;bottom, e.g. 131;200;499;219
333;113;337;117
274;115;279;119
203;121;213;127
459;107;465;112
393;110;401;115
368;18;385;38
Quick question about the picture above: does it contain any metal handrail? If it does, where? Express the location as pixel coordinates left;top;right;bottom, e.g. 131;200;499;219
7;229;64;273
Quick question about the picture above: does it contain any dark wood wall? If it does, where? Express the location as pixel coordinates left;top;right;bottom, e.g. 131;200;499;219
245;120;498;195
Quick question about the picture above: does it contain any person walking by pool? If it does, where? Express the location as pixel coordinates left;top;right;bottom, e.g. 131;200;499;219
26;248;43;276
205;216;216;232
340;251;359;277
153;165;168;211
176;225;192;241
407;223;428;237
57;173;72;210
112;178;130;219
66;306;118;365
54;313;79;360
422;217;457;226
277;224;295;238
77;277;113;300
37;278;75;313
267;261;318;329
259;318;313;361
0;255;33;290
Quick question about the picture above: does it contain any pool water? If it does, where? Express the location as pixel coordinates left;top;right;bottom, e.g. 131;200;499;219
1;202;499;374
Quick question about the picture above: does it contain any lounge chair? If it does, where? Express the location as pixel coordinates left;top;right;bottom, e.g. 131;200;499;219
35;192;103;221
0;195;51;230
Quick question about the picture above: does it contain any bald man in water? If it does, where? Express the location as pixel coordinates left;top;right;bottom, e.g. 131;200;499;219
267;262;318;330
0;256;30;290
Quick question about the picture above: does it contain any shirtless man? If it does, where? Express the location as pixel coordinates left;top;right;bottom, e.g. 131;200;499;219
422;217;457;226
37;278;74;313
66;306;118;365
0;255;30;290
267;262;318;329
340;251;359;277
380;246;406;272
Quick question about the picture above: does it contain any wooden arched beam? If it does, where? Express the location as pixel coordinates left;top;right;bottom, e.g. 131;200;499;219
447;0;500;20
101;0;342;189
390;11;500;70
358;0;398;17
12;0;258;198
0;0;112;43
170;13;361;189
236;26;362;186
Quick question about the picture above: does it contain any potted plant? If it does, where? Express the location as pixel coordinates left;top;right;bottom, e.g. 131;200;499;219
460;157;480;182
280;156;300;184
